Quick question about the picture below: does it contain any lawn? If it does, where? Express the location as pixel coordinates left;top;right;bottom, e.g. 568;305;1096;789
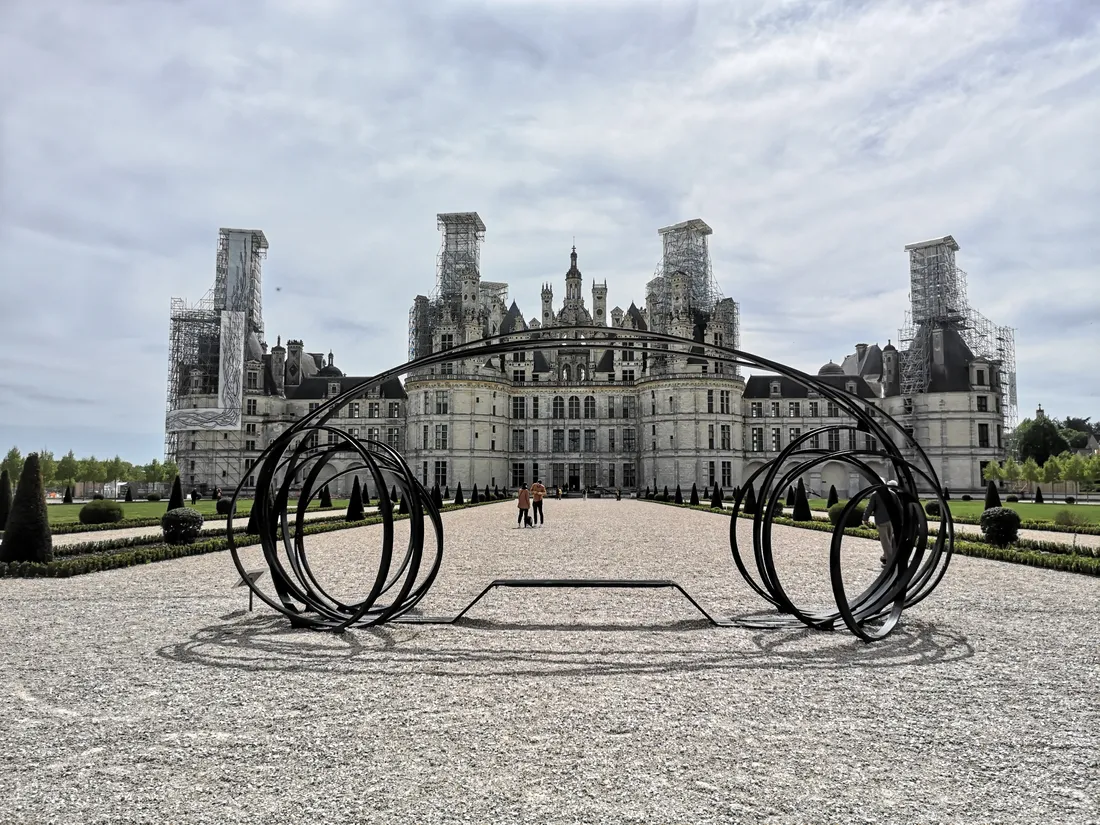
808;498;1100;525
45;498;351;525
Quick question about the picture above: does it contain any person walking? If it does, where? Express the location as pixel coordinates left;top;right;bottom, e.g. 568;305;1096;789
516;483;531;528
531;478;547;526
863;479;899;565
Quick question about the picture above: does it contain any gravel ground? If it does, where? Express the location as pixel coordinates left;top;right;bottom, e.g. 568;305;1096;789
2;499;1097;825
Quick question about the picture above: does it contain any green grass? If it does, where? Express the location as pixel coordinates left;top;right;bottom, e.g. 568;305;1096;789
808;498;1100;525
45;498;351;525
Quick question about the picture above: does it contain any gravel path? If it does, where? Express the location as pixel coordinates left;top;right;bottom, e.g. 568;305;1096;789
2;499;1097;824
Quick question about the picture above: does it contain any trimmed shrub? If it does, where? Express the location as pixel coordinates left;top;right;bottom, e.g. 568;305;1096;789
124;486;134;503
689;483;699;506
167;476;184;510
710;485;723;509
943;487;951;500
79;499;124;525
454;483;464;506
1005;495;1019;503
484;484;492;501
0;454;53;563
92;493;105;500
828;501;865;527
742;483;758;515
146;493;161;502
663;486;670;501
961;494;972;502
1053;509;1086;527
674;485;683;505
792;479;812;522
444;485;449;501
644;485;651;498
216;497;234;516
1035;486;1044;504
785;486;795;506
346;476;365;521
979;506;1021;547
246;499;262;534
161;507;204;545
63;485;73;504
1065;496;1076;505
925;501;941;517
984;480;1001;510
646;488;655;500
391;485;399;505
826;485;839;508
319;485;333;509
398;493;409;514
471;485;480;504
0;468;11;530
431;484;444;512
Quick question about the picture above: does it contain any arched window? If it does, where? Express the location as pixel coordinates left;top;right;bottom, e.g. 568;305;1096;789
552;396;565;419
562;364;571;381
578;366;587;382
583;396;596;419
568;396;581;419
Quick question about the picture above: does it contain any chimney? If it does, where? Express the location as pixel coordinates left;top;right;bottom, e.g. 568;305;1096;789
271;337;286;397
855;343;868;360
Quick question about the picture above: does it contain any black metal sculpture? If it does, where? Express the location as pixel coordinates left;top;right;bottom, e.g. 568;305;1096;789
227;328;953;641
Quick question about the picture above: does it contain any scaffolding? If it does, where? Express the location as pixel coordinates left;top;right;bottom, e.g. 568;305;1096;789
434;212;486;300
165;228;268;492
897;235;1018;427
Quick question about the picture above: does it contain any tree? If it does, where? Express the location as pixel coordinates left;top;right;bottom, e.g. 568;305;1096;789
346;476;365;521
56;450;78;488
144;459;163;485
1040;457;1061;489
982;460;1003;483
104;455;125;487
1062;416;1097;439
1061;428;1091;450
792;478;812;522
1;447;22;482
161;460;180;482
984;480;1001;510
1001;456;1021;488
826;485;839;508
1020;457;1040;493
689;483;699;506
1062;454;1089;498
0;453;53;563
0;468;11;529
37;450;57;488
168;476;185;510
1015;417;1070;466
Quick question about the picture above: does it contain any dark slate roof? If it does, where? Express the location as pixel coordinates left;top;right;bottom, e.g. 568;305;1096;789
818;362;845;375
743;374;877;399
533;351;551;373
262;353;277;395
288;375;407;400
921;323;975;393
626;302;647;331
841;343;883;378
595;349;614;372
500;300;524;335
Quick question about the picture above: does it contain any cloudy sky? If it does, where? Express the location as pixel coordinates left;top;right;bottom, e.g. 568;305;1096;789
1;0;1097;463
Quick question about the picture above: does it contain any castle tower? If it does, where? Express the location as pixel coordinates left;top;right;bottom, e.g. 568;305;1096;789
285;339;303;387
592;281;607;326
882;340;899;397
271;336;286;397
611;306;624;327
565;245;582;305
541;283;554;328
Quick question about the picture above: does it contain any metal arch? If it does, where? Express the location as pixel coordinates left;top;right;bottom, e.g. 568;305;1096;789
227;328;953;641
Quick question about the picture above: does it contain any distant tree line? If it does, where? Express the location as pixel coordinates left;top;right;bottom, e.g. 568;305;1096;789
0;447;178;495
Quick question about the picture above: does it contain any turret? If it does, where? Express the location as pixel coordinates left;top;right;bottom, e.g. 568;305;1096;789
882;340;899;397
285;339;304;388
271;336;286;397
592;281;607;326
565;245;582;303
541;283;554;328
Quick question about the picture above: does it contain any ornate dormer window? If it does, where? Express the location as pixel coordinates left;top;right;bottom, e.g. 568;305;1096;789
328;382;340;397
247;370;259;391
846;381;857;395
769;381;781;397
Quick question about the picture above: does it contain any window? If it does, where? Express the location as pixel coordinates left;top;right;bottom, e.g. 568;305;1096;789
532;397;539;419
568;396;581;418
721;424;731;450
387;428;400;449
349;401;359;418
531;429;540;452
440;362;453;376
552;429;565;452
707;390;715;413
750;402;763;418
976;369;986;385
809;433;820;449
623;428;636;451
976;395;988;412
864;434;876;451
328;382;340;397
512;397;526;419
350;428;359;439
552;463;565;488
808;401;819;417
434;424;448;449
771;427;782;451
245;422;257;435
651;398;656;415
513;370;525;383
308;402;319;413
608;464;615;487
568;429;581;451
845;381;856;394
423;461;429;484
770;401;781;417
622;369;635;382
708;461;716;486
552;396;565;418
512;351;523;363
245;439;256;451
584;429;596;451
789;427;801;446
978;423;990;448
708;424;715;449
512;462;525;487
435;392;448;415
770;381;781;396
997;425;1003;449
512;429;525;451
422;424;429;448
903;426;915;442
721;461;732;487
440;334;454;351
609;429;616;451
584;396;596;419
827;401;840;417
622;397;635;418
903;398;913;415
247;371;258;390
306;433;319;449
720;390;731;415
828;430;841;451
532;462;539;482
622;463;636;488
788;401;801;417
246;398;257;416
623;346;635;362
423;391;430;414
607;397;616;418
368;427;379;442
751;427;764;451
388;402;400;418
369;402;380;418
434;461;447;489
328;431;340;445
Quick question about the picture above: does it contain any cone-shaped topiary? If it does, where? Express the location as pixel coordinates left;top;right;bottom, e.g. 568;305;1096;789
346;476;365;521
792;478;812;522
1035;486;1044;504
168;476;184;511
246;498;261;534
1;454;53;563
390;485;398;506
0;468;11;530
471;485;480;504
431;484;443;511
124;485;134;503
398;491;409;514
662;485;669;501
827;485;839;508
484;484;492;501
984;479;1001;511
320;484;333;509
674;484;683;504
494;485;501;499
689;483;699;506
786;486;795;506
943;487;951;500
710;485;723;509
444;485;449;500
361;484;370;506
454;483;464;506
743;483;758;515
644;485;650;498
63;485;73;504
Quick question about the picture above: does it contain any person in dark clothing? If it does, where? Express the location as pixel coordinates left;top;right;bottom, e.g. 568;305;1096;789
516;483;531;528
863;479;899;565
530;479;546;525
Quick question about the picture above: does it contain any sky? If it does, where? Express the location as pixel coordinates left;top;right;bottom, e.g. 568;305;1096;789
0;0;1097;464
